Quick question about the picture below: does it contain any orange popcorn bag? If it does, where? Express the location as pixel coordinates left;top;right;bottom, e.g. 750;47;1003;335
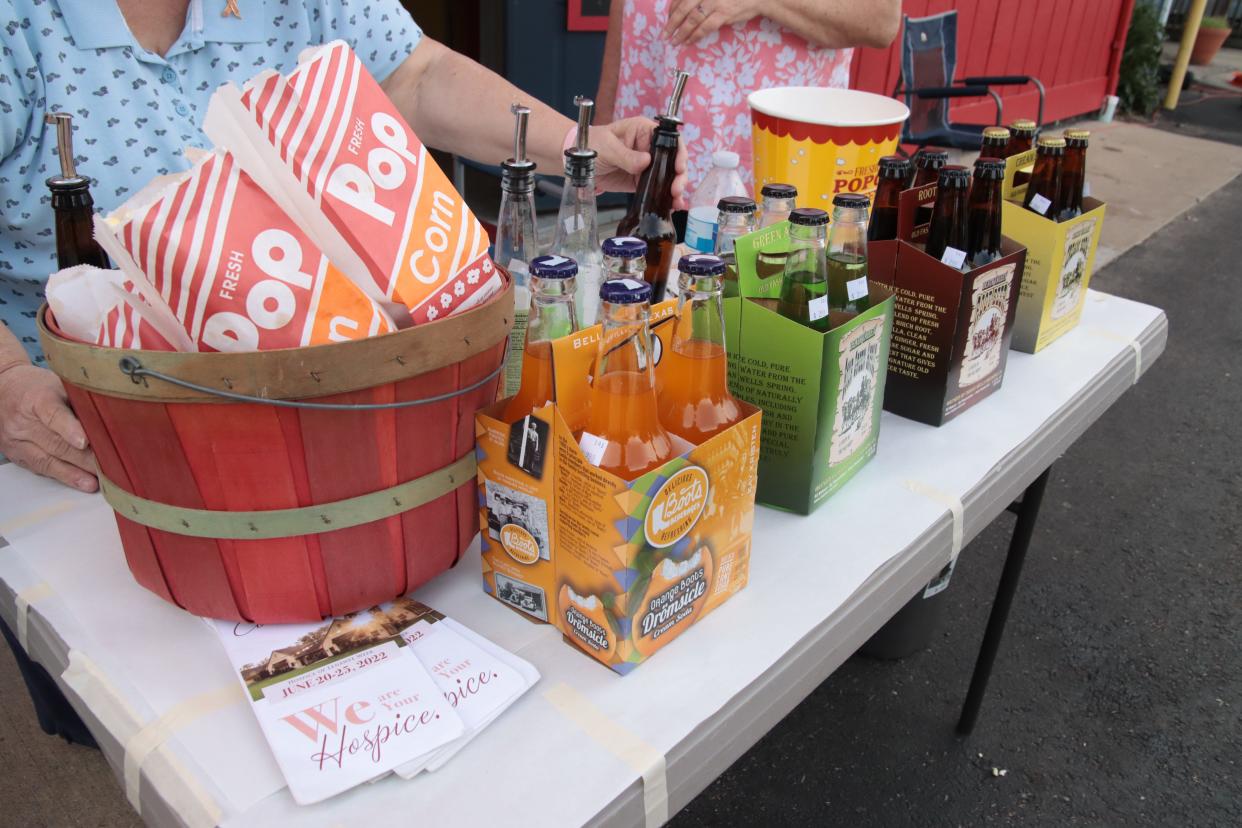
205;40;502;326
94;150;394;352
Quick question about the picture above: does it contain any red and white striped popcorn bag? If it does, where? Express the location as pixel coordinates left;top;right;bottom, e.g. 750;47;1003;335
204;40;502;326
94;149;394;353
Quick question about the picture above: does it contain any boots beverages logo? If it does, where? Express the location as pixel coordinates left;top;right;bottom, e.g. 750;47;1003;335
830;317;884;464
644;466;710;548
1053;218;1096;320
958;264;1016;388
500;524;541;565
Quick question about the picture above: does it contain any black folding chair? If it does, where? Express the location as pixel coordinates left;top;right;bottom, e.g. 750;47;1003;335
894;11;1046;151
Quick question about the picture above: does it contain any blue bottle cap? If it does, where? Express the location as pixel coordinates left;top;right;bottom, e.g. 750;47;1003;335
678;253;726;276
529;254;579;278
601;236;648;259
599;278;653;305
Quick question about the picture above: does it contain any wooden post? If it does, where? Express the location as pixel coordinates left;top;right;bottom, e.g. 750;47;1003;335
1164;0;1209;110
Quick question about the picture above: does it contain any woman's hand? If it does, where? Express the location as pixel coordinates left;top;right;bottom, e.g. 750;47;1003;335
0;362;97;492
593;117;689;210
663;0;759;45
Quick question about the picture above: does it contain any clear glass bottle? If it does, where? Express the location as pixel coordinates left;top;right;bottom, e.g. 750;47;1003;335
601;236;648;284
715;196;757;298
826;193;871;316
504;255;579;422
658;254;743;443
551;96;605;326
759;183;798;228
495;104;540;397
580;278;673;480
776;208;831;333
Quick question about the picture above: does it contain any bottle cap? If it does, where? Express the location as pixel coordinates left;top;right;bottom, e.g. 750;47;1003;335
602;236;648;259
972;158;1007;179
1010;119;1037;132
983;126;1011;141
600;278;653;305
915;148;949;167
530;254;579;278
761;183;797;199
717;195;756;214
712;150;740;169
678;253;726;276
938;165;971;188
832;193;870;209
1037;136;1066;151
789;207;829;227
1064;128;1091;141
878;155;911;178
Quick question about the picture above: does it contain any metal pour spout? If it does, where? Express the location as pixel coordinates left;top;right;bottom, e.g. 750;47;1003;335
45;111;80;180
510;103;531;166
573;95;594;153
663;70;690;121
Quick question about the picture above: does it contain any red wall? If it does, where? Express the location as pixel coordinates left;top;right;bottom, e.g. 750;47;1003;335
850;0;1138;126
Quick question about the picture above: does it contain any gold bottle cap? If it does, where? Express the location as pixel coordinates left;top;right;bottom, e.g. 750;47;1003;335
1010;119;1037;131
1037;136;1066;149
1064;128;1091;140
983;126;1011;140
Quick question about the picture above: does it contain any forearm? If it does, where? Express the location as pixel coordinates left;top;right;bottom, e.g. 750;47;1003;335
764;0;900;49
383;39;575;171
0;324;30;374
594;0;625;124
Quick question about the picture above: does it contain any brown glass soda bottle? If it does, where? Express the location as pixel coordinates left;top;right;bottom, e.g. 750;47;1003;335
616;70;689;302
924;165;971;263
966;158;1006;269
45;112;108;270
980;126;1010;158
911;149;948;226
1023;136;1064;219
867;155;910;242
1056;129;1089;222
1005;119;1037;158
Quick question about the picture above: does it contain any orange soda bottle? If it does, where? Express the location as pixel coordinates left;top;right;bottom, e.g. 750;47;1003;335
579;278;673;480
503;255;579;422
657;254;743;443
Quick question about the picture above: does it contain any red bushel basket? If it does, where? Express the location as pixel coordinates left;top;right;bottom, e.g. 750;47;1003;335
37;277;513;623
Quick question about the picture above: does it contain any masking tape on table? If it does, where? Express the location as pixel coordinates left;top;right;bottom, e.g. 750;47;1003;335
14;581;52;652
123;683;246;810
64;650;224;828
544;682;669;827
0;499;80;539
1085;327;1143;386
903;479;965;561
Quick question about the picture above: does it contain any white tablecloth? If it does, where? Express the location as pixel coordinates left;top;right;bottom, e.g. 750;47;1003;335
0;290;1167;827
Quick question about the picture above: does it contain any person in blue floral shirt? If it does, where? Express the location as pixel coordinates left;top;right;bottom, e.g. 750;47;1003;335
0;0;687;491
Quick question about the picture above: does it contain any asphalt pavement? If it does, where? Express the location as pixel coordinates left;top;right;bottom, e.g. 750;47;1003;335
671;175;1242;827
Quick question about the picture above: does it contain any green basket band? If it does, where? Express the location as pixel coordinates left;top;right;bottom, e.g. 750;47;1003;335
99;453;477;540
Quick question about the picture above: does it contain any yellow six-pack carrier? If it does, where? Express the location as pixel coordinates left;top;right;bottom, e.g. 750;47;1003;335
475;301;761;674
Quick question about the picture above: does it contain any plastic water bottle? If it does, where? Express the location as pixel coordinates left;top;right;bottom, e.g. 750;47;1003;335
684;151;749;254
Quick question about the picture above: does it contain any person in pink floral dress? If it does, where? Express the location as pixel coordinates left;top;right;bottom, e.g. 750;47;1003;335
597;0;900;201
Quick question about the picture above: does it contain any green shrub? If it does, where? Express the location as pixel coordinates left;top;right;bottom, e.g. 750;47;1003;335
1117;2;1164;116
1199;16;1231;30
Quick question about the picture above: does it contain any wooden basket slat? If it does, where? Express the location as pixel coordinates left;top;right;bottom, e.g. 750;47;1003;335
93;395;243;619
64;385;175;603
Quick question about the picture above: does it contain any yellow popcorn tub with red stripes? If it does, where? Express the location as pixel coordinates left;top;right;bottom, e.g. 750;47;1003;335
749;87;909;208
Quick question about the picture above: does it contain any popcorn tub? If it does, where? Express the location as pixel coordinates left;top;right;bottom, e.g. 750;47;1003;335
37;275;513;623
749;87;909;208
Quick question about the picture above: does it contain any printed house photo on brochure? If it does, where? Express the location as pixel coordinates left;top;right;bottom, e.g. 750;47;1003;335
475;300;761;674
